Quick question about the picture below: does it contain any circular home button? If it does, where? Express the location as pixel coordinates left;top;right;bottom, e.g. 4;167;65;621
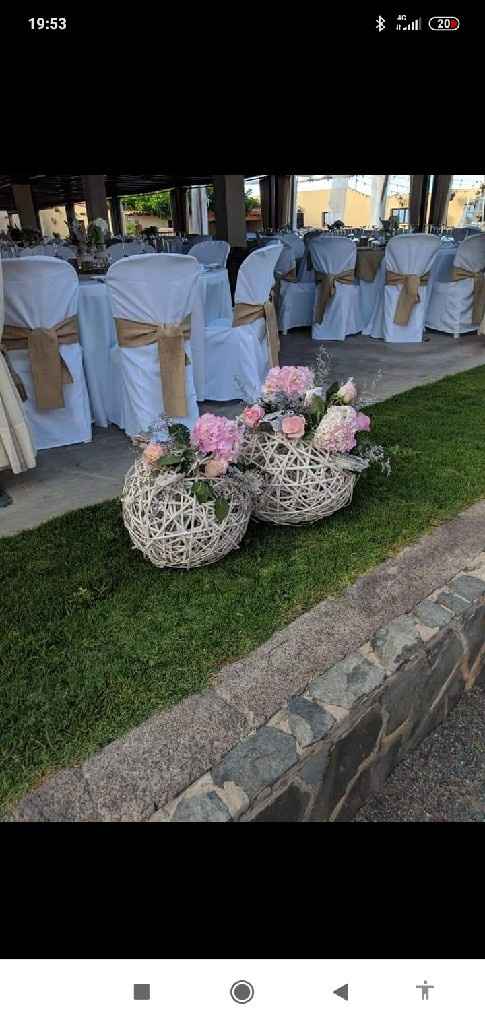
230;981;254;1004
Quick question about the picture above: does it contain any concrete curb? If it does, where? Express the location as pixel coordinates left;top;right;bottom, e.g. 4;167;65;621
8;499;485;822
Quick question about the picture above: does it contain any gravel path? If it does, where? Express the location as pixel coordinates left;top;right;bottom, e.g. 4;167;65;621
355;687;485;822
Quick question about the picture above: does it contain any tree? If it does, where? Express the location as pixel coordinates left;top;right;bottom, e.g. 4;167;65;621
206;185;260;214
121;191;172;219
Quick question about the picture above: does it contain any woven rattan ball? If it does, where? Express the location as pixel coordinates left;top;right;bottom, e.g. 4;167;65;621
241;432;355;525
121;459;252;569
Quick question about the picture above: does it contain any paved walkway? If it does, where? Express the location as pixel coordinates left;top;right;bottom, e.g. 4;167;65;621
1;329;484;538
355;687;485;822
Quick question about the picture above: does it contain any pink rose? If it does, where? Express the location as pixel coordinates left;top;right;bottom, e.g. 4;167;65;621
281;414;306;441
243;404;265;428
204;458;228;478
356;412;371;432
336;378;357;404
143;442;167;465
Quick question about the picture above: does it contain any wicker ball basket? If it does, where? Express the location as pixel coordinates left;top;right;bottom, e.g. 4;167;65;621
121;459;252;569
241;432;356;525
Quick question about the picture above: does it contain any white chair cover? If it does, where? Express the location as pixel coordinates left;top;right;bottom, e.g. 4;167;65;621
2;257;92;449
274;242;296;278
425;234;485;337
309;236;362;341
0;258;37;473
163;237;184;253
277;232;305;261
107;243;127;263
204;243;283;402
188;240;230;267
20;245;54;257
55;245;76;261
367;234;441;343
360;256;386;334
106;253;201;437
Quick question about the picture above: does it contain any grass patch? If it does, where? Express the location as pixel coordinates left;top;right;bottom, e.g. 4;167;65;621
2;365;485;811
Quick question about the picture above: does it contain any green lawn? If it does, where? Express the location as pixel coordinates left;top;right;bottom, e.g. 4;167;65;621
2;365;485;812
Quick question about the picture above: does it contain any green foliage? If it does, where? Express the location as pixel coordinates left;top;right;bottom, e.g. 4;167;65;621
206;185;260;214
214;498;229;522
121;191;172;219
191;480;215;504
168;423;191;446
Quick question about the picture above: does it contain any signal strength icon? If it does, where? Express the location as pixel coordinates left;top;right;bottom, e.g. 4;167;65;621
398;16;422;29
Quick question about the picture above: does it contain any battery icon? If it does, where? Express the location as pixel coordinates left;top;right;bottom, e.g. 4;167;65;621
428;16;460;29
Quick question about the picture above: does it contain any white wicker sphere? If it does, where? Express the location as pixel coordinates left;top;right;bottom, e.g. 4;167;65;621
121;460;252;569
241;432;356;525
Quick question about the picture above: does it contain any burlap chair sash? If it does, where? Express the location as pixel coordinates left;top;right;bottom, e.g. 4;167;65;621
279;267;297;282
314;269;355;324
115;315;191;418
356;249;385;282
233;290;280;367
2;315;78;410
386;270;430;325
452;266;485;324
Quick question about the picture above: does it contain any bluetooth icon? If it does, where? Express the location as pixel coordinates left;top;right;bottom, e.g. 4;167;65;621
376;15;386;30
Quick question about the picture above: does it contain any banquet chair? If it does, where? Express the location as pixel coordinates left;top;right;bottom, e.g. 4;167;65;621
188;240;230;267
277;233;317;333
163;237;184;253
204;243;283;401
277;232;305;262
308;236;363;341
106;243;126;263
366;234;441;343
20;245;54;257
106;253;201;437
55;245;76;261
1;257;92;449
425;233;485;337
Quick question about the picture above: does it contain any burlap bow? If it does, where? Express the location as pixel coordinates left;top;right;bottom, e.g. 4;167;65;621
115;316;191;418
314;269;355;323
279;267;297;282
452;266;485;324
233;289;280;367
2;316;78;410
356;249;385;282
386;270;430;325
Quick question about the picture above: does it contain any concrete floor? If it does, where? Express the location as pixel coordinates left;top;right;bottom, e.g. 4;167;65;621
1;328;484;538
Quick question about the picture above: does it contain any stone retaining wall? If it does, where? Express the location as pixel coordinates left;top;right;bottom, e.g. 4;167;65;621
152;557;485;822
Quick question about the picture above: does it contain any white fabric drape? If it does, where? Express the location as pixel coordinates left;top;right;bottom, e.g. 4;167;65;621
0;259;37;473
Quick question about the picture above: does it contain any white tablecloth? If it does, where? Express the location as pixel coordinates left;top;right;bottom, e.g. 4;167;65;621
76;269;227;426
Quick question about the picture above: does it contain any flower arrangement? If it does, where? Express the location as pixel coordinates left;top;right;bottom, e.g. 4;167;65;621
122;414;258;569
238;354;389;524
87;218;109;247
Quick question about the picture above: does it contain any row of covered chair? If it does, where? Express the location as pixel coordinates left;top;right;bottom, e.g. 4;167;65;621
0;244;281;448
276;233;485;343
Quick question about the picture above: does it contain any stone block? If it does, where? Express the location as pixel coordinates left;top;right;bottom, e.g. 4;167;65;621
308;706;383;820
382;651;430;735
287;696;336;749
11;768;97;823
437;590;471;614
414;599;454;630
308;654;386;709
370;614;422;673
171;790;232;822
449;575;485;602
212;727;298;801
248;783;311;822
461;601;485;669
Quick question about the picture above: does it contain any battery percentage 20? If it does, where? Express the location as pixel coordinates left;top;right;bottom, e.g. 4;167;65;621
428;16;460;30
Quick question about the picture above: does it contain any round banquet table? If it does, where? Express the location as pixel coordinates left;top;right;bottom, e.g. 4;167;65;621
76;268;228;427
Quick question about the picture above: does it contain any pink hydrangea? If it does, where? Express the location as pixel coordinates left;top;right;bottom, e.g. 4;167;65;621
191;414;243;462
263;365;314;397
143;442;167;465
313;406;369;453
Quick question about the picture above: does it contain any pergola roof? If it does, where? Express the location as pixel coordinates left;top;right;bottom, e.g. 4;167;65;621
0;173;264;212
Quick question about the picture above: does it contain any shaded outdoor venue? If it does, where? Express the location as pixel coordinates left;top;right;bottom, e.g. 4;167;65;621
1;171;484;531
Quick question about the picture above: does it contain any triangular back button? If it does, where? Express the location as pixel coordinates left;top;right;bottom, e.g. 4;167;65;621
333;985;349;1001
